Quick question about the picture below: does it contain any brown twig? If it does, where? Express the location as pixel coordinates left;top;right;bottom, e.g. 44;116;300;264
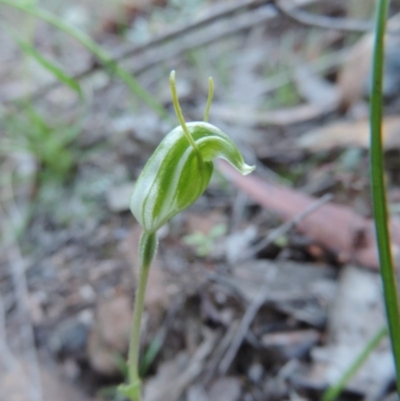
8;245;43;401
0;295;18;370
217;193;333;374
238;193;333;262
115;0;272;64
274;0;373;33
0;161;43;401
202;321;239;385
218;288;267;375
6;0;320;107
10;0;272;104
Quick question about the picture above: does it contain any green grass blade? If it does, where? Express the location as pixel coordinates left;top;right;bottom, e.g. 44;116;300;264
370;0;400;394
321;327;388;401
0;0;168;119
139;330;165;376
3;27;82;97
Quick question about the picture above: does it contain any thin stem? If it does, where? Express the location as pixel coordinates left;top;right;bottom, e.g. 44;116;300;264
321;326;387;401
370;0;400;394
122;231;158;401
203;77;214;122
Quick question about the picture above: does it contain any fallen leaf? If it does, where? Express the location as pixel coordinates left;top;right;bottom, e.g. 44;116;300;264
338;14;400;110
297;117;400;151
217;160;400;270
210;102;335;127
337;35;373;111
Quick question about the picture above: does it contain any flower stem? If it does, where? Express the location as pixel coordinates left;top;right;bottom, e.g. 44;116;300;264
120;231;158;401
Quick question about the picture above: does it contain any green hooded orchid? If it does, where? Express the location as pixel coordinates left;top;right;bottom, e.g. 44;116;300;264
121;71;255;401
130;71;254;234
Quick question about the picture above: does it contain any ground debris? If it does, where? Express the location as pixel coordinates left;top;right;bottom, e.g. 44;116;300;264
88;295;132;376
305;266;393;396
225;259;336;307
0;356;91;401
297;117;400;151
3;0;400;400
218;160;400;270
106;182;135;213
143;329;219;401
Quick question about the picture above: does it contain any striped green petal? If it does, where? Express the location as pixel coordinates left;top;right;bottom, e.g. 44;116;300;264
130;122;254;233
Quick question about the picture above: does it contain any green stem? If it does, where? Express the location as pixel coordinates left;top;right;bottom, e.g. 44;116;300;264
119;231;158;401
370;0;400;394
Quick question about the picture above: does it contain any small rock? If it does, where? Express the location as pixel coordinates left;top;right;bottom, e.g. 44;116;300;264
261;330;320;361
50;319;89;358
62;359;81;380
186;385;210;401
248;363;264;383
79;285;96;303
208;377;241;401
225;225;257;264
106;182;135;213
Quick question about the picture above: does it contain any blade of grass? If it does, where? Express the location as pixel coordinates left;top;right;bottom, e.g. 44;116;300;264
370;0;400;394
1;25;82;97
321;326;388;401
0;0;169;120
139;329;165;377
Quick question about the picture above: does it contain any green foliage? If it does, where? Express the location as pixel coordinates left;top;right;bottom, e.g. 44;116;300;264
0;0;168;119
1;107;81;183
4;27;82;97
183;223;227;257
266;81;300;109
139;331;165;376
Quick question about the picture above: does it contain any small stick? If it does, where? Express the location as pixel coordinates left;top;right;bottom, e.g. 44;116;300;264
237;193;333;263
218;193;333;374
219;289;267;374
0;295;18;370
275;0;373;33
